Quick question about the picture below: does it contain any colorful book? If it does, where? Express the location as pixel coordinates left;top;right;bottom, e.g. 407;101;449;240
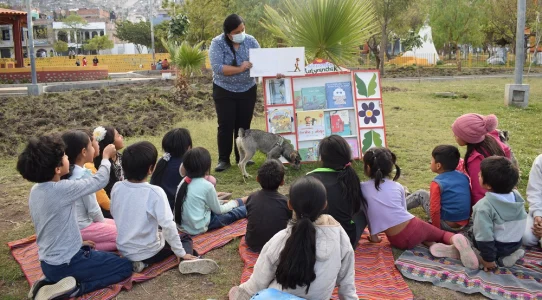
345;137;359;159
297;110;325;141
268;79;287;105
324;110;352;136
301;87;326;110
267;107;294;134
299;144;319;162
325;82;353;109
294;91;303;111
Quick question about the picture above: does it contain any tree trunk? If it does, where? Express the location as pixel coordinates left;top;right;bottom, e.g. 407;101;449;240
379;22;387;75
456;44;462;72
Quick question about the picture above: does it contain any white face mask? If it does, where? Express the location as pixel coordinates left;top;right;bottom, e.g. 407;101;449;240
231;31;246;44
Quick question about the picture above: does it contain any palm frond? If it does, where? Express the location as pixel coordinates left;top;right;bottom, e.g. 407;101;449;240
161;38;207;78
261;0;377;67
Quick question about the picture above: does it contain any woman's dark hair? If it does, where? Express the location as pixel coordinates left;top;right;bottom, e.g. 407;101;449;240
275;176;326;294
17;134;65;183
93;126;116;169
318;135;365;215
61;130;91;179
122;141;158;181
363;147;401;191
150;128;192;186
174;147;212;225
223;14;244;66
464;135;505;174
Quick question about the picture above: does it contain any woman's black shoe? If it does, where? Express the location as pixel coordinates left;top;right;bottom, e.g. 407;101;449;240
215;161;231;172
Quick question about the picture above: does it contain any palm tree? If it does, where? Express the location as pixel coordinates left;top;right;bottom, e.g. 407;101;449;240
162;39;207;89
261;0;377;67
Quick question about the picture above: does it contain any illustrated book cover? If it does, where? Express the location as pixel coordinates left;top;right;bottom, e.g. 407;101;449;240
267;107;294;134
325;82;353;109
301;87;326;110
297;110;325;141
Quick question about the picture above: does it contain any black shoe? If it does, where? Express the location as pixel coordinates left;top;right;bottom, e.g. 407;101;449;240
215;161;231;172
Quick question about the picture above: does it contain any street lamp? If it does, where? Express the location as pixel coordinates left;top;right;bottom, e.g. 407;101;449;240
26;0;42;95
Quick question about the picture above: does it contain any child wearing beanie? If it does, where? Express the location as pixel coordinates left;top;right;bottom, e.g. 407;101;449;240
452;113;511;205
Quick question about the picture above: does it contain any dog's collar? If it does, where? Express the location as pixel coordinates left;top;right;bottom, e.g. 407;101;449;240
276;136;285;147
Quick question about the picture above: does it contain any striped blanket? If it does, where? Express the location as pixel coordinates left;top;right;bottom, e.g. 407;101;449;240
396;245;542;299
239;233;413;300
7;219;247;300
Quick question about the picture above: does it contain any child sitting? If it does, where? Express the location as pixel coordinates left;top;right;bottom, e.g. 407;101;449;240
62;130;117;251
451;113;511;205
111;141;218;273
79;129;112;221
17;135;132;299
407;145;471;232
361;147;478;269
245;160;291;252
93;126;124;203
431;156;527;271
523;154;542;247
175;147;247;235
307;135;367;249
150;128;217;211
229;176;357;300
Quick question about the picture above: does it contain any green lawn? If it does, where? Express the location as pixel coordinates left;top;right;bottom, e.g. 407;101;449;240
1;77;541;299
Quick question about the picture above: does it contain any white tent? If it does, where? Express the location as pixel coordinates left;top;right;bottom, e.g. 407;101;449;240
402;25;440;65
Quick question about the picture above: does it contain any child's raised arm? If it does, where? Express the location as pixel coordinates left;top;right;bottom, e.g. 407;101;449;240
56;145;116;206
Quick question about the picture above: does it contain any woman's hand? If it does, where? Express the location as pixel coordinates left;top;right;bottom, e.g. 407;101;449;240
240;61;252;71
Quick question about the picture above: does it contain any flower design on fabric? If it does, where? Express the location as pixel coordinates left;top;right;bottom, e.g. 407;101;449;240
93;126;107;142
358;102;381;124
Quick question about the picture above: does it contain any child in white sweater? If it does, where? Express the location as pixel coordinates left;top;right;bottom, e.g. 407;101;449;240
111;141;218;274
229;176;357;300
523;154;542;247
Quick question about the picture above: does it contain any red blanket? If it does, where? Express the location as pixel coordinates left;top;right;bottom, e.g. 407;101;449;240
238;232;413;300
8;219;248;300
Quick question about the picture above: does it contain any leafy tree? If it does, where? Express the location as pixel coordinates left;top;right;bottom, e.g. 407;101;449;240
370;0;412;75
182;0;227;47
84;35;114;53
402;31;423;52
168;14;190;41
428;0;485;70
63;14;88;54
115;20;152;53
0;3;11;9
261;0;377;67
53;40;68;54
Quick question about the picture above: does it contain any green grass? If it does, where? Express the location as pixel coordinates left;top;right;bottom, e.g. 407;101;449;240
1;77;542;299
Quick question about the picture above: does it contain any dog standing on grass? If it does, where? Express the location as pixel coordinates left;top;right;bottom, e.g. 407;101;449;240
236;129;301;178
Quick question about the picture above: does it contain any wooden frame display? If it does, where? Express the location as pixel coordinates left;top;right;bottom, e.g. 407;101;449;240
263;60;386;163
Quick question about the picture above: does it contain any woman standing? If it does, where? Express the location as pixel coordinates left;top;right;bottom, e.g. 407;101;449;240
209;14;259;172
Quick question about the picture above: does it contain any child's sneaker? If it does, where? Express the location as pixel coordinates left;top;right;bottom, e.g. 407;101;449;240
451;234;479;269
132;261;147;273
500;249;525;267
429;243;460;259
28;276;52;299
34;276;77;300
179;258;219;275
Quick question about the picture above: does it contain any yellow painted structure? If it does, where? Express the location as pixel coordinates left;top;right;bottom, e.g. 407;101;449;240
387;56;432;67
0;53;212;73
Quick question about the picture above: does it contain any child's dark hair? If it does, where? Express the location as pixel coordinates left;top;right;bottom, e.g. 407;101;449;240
223;14;244;66
432;145;460;171
363;147;401;191
174;147;212;225
275;176;326;294
16;134;65;183
76;128;93;140
61;130;91;179
257;159;285;190
319;135;365;214
480;156;518;194
150;128;192;186
121;141;158;181
464;135;505;174
93;126;116;169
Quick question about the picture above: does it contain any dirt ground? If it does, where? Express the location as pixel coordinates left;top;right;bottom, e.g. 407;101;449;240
0;76;264;157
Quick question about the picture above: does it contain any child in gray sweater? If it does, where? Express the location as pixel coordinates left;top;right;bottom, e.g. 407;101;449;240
17;134;132;300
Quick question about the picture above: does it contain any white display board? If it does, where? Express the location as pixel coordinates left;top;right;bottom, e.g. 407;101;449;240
250;47;305;77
